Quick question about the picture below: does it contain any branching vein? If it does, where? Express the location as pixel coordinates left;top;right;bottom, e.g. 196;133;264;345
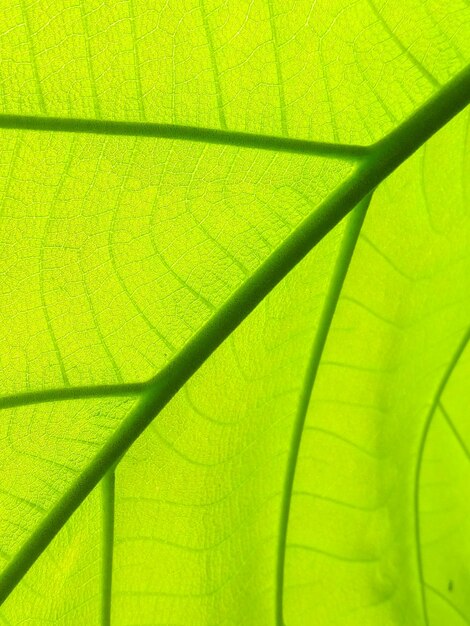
0;64;468;607
414;326;470;626
275;193;371;625
439;402;470;461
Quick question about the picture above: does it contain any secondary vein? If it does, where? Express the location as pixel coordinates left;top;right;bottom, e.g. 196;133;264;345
439;402;470;461
101;471;115;626
425;583;470;625
0;63;468;606
0;114;368;160
275;193;371;626
0;383;145;411
413;326;470;626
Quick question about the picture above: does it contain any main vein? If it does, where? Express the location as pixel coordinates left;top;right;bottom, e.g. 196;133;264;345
413;326;470;626
0;114;368;160
0;64;468;605
275;194;371;626
101;471;115;626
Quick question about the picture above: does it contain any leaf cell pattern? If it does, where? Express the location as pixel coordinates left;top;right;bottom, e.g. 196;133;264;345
0;2;469;625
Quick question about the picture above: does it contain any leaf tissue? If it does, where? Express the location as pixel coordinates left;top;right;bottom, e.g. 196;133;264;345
0;1;469;624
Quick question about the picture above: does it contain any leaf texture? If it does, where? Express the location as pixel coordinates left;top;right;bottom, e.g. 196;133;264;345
0;1;469;625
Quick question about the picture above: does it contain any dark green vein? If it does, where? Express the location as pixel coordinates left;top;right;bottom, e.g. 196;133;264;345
0;383;145;411
364;66;470;174
440;402;470;461
0;114;368;160
425;582;470;625
101;471;115;626
0;63;468;605
275;194;371;626
414;325;470;626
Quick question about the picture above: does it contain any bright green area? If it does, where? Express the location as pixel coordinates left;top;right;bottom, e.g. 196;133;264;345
0;1;469;625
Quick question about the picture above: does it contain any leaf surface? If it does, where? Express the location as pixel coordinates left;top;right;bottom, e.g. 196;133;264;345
0;2;469;625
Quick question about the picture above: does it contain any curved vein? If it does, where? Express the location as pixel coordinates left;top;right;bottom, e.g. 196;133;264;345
38;137;77;387
366;0;440;89
275;193;371;625
0;64;468;604
414;326;470;626
286;543;378;564
425;583;470;625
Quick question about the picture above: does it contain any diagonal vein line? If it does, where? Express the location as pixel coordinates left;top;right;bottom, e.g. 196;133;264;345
425;583;470;625
366;0;440;89
439;402;470;461
19;0;46;114
38;137;76;387
267;0;288;136
0;383;145;411
0;64;468;605
275;193;372;626
414;326;470;626
199;0;227;129
0;114;368;160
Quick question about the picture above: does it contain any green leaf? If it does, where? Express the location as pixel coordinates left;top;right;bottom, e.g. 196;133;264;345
0;2;469;625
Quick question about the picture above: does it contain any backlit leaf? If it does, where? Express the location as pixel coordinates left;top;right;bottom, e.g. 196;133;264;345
0;2;468;624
